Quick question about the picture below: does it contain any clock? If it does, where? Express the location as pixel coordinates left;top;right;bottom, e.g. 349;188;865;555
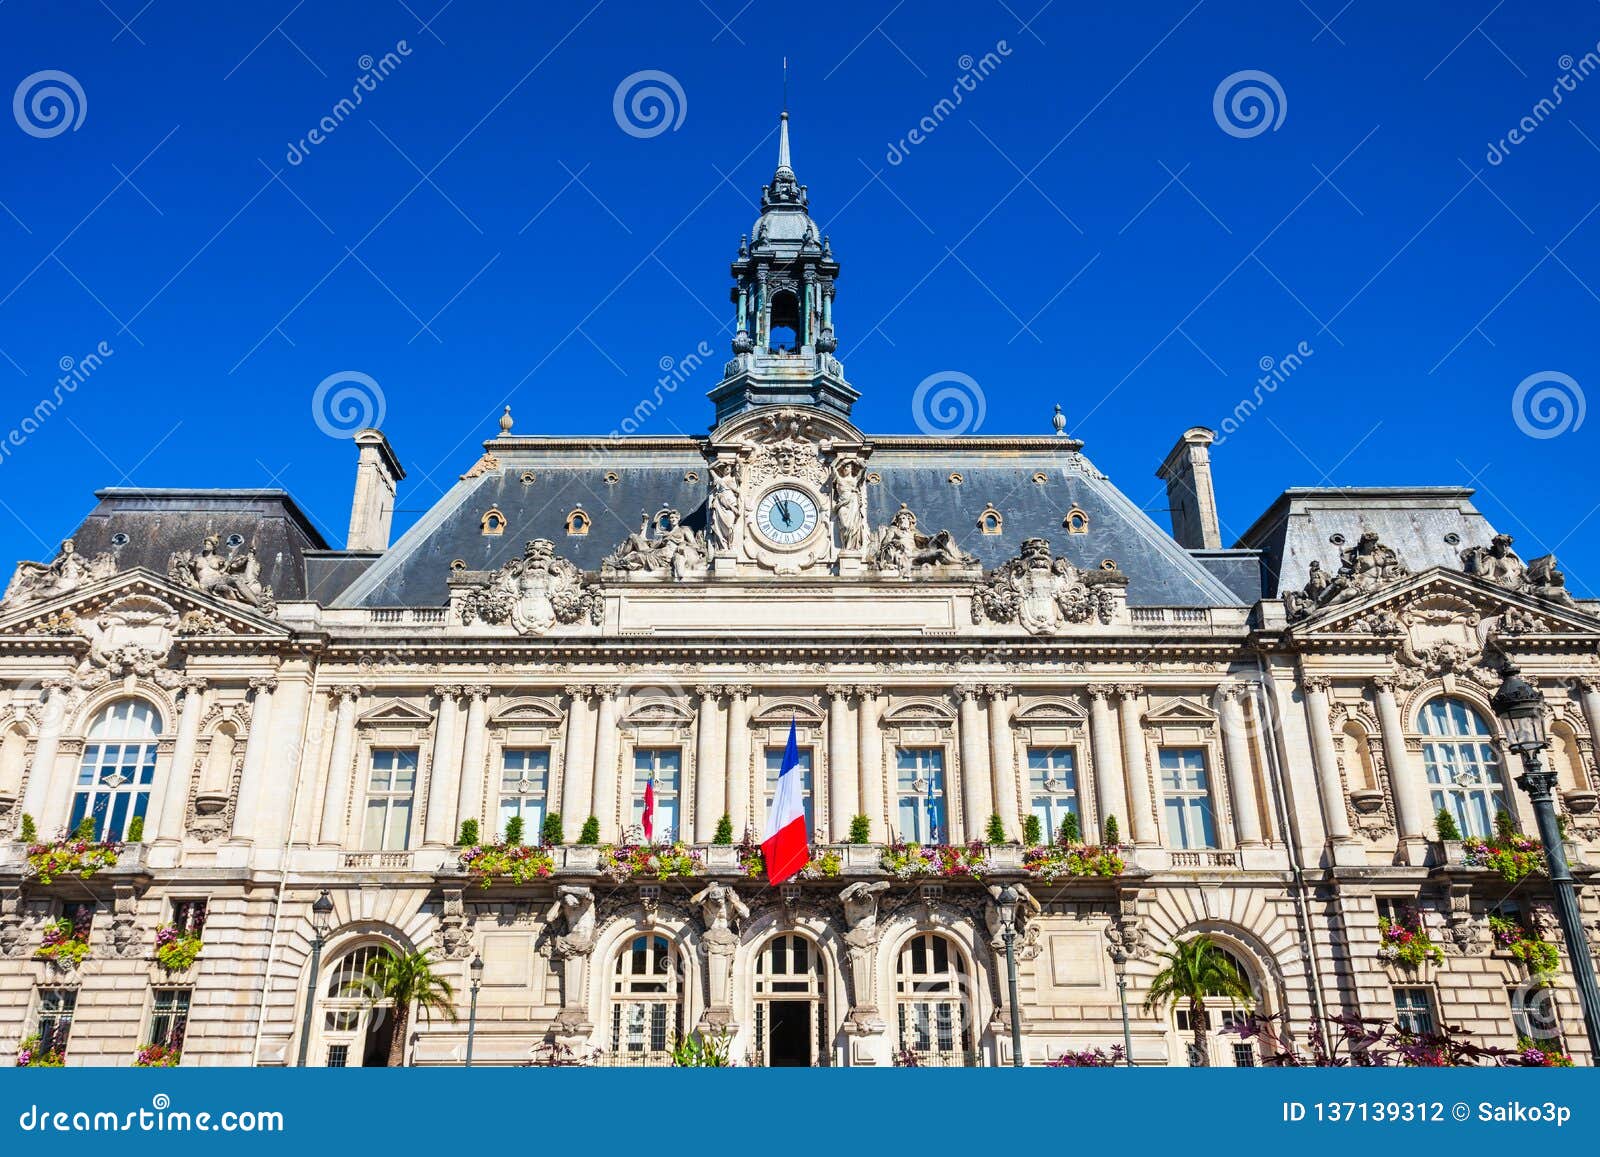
755;487;820;546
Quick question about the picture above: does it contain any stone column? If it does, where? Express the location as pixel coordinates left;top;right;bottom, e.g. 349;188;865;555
693;685;725;842
856;685;886;843
21;679;71;834
318;689;361;846
1301;675;1355;843
1578;680;1600;789
591;687;620;842
1116;685;1157;846
559;686;594;838
457;687;491;840
230;677;277;841
986;685;1018;841
259;665;312;847
1374;676;1428;848
1218;685;1264;847
290;694;331;846
153;678;205;844
725;685;752;841
828;685;859;843
957;685;994;842
1086;685;1128;840
423;686;464;848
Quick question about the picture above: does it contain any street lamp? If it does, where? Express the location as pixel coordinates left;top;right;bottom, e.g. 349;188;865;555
465;953;484;1068
1491;665;1600;1060
296;889;335;1067
1111;948;1134;1066
995;885;1024;1067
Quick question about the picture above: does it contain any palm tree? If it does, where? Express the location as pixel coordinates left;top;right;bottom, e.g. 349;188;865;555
1142;934;1253;1066
363;947;458;1067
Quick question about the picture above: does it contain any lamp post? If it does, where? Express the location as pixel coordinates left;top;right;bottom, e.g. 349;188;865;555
1112;948;1134;1066
1492;665;1600;1060
995;885;1024;1067
465;953;484;1068
296;889;335;1067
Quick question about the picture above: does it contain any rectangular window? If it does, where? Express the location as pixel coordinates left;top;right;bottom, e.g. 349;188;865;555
1159;748;1217;849
71;744;156;842
632;749;682;842
363;749;418;850
1509;987;1563;1048
147;988;191;1050
1026;748;1080;840
325;1044;349;1068
1376;897;1412;926
171;898;207;936
498;748;551;840
764;746;814;837
1232;1042;1256;1067
35;989;76;1059
895;748;946;844
1393;987;1435;1035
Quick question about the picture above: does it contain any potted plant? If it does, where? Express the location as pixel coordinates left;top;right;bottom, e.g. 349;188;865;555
26;820;120;885
1487;914;1560;975
601;841;703;881
1377;909;1444;970
35;906;92;967
458;841;556;888
14;1033;66;1067
133;1042;181;1067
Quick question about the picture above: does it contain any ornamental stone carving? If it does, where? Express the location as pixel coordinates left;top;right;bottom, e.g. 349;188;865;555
690;881;748;955
435;889;472;960
1;538;116;610
971;537;1121;632
110;886;141;959
840;880;890;951
1286;530;1409;620
545;884;597;959
832;457;868;552
1460;534;1581;611
602;510;709;579
707;461;741;552
168;535;276;616
984;883;1043;960
869;504;977;573
457;538;601;634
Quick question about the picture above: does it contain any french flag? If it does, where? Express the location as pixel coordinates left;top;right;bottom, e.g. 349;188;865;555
762;719;809;885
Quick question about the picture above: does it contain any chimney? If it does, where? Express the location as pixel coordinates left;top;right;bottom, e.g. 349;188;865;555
1156;427;1222;550
346;429;405;552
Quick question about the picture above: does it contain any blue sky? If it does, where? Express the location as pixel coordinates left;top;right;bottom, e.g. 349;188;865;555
0;0;1596;594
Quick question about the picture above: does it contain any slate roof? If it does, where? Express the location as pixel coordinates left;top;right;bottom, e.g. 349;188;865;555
56;488;328;601
1235;487;1500;598
332;435;1245;609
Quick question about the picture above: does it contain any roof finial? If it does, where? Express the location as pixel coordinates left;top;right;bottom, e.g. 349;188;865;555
1052;403;1067;436
499;404;514;436
776;58;793;176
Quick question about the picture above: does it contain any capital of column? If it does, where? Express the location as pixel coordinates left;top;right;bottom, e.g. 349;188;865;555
563;684;596;701
852;683;885;699
1113;683;1144;698
326;685;364;707
593;684;620;701
40;677;75;696
954;683;984;702
248;676;279;695
981;683;1013;700
1301;675;1333;695
1575;677;1600;695
724;684;752;700
1217;682;1253;703
176;676;208;698
1371;673;1399;695
692;683;725;701
1085;683;1117;701
825;684;856;701
432;684;465;702
463;685;492;702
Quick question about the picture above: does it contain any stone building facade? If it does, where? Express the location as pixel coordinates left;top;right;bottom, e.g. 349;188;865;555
1;116;1597;1067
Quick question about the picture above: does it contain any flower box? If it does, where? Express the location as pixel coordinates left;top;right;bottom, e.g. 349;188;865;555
35;908;92;967
26;837;120;885
134;1042;181;1068
559;845;601;872
154;925;203;972
458;844;556;888
1023;843;1125;880
1378;913;1444;969
601;842;703;881
14;1034;65;1068
881;842;988;880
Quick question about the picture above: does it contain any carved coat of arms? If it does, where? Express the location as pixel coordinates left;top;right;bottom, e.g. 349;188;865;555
459;539;600;635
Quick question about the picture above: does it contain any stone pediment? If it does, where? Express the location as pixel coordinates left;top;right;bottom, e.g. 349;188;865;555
358;699;434;727
1143;699;1218;726
1289;568;1599;641
1013;697;1088;725
0;568;288;641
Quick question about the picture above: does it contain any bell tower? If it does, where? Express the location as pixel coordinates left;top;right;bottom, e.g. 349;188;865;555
708;110;859;427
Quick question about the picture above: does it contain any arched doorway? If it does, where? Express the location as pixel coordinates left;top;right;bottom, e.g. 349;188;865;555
894;932;974;1067
751;933;827;1067
608;934;683;1065
316;944;396;1067
1163;941;1261;1067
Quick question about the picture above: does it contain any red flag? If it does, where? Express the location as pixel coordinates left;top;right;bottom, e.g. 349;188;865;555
642;775;655;842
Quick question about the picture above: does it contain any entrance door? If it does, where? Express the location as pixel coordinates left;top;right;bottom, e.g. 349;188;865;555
766;1000;811;1067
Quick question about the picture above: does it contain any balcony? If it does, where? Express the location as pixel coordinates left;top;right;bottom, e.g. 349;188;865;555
899;1049;983;1068
342;851;415;870
1167;850;1240;870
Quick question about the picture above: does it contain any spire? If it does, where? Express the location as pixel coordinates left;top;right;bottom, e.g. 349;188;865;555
776;110;792;176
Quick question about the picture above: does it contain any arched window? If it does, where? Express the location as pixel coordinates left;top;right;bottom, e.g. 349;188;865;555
752;934;827;1067
768;290;799;352
1169;943;1259;1067
71;699;161;841
610;935;682;1062
316;944;394;1067
895;933;972;1066
1418;698;1506;838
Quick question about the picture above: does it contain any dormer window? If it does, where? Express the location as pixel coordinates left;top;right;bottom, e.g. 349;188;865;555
977;504;1003;535
566;509;590;536
1064;506;1089;535
480;507;506;536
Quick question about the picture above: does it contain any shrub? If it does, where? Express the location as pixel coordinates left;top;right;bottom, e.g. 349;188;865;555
154;924;203;972
1058;813;1081;845
1494;809;1517;842
72;818;95;841
35;910;92;966
125;816;145;843
503;815;524;847
578;816;600;845
1022;814;1043;846
1434;808;1461;841
19;814;37;842
801;849;843;878
985;813;1007;844
713;814;734;845
1488;914;1560;974
14;1033;65;1067
541;812;564;847
849;814;871;844
456;819;479;847
1377;913;1444;969
1102;815;1120;846
1047;1044;1126;1067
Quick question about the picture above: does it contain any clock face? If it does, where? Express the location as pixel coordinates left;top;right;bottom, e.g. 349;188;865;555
755;487;820;546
